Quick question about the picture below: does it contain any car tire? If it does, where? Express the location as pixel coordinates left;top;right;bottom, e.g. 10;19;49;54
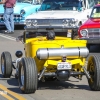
87;44;91;51
1;52;12;78
15;73;18;79
71;32;74;40
87;54;100;90
18;57;38;93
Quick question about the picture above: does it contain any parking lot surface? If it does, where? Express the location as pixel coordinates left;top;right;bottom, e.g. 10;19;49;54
0;26;100;100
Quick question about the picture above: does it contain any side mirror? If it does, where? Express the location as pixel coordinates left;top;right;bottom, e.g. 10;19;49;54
87;15;89;18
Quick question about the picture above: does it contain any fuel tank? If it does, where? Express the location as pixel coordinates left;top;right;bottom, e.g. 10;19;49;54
36;47;89;59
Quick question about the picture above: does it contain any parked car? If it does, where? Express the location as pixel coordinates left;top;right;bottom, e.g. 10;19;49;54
2;28;100;93
0;0;41;26
78;3;100;49
25;0;95;37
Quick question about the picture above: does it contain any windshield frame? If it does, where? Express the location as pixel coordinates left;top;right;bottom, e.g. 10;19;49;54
90;6;100;19
39;0;84;11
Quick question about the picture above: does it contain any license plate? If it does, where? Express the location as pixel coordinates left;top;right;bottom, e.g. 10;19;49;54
67;29;72;37
57;62;71;70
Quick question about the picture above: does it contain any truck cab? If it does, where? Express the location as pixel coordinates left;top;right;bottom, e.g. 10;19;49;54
78;3;100;50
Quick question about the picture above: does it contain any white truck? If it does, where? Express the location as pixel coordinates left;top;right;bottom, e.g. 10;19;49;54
24;0;95;37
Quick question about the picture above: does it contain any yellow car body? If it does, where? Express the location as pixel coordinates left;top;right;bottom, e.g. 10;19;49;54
25;35;88;74
2;30;100;94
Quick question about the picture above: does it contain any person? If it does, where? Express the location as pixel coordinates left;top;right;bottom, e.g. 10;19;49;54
0;0;16;34
78;0;82;11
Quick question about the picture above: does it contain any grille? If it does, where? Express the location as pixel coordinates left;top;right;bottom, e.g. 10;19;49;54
14;14;22;20
0;14;22;21
88;28;100;37
37;19;63;25
0;15;4;21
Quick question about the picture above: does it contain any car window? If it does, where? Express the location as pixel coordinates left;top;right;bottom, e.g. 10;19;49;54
91;7;100;18
88;0;95;8
39;0;83;11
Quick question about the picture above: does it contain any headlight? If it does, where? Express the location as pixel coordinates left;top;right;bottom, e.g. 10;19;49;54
25;19;37;27
63;19;68;26
63;18;78;27
26;19;32;26
80;29;88;37
32;20;37;26
71;19;76;23
20;10;25;16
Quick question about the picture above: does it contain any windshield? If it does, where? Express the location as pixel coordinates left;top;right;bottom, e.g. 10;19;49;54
39;0;83;11
90;7;100;18
17;0;33;3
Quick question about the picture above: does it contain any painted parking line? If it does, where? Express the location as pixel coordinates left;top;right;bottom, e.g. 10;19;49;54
0;93;14;100
0;33;16;41
0;84;26;100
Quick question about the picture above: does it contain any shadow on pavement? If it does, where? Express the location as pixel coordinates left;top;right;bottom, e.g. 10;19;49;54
7;77;23;94
0;74;3;78
38;80;90;91
0;74;10;80
7;87;23;94
89;45;100;53
7;80;90;94
7;77;19;86
0;25;24;30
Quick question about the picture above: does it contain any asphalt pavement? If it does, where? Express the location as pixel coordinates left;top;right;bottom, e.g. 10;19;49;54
0;25;100;100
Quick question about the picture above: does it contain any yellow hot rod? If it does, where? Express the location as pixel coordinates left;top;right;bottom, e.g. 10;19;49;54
1;30;100;94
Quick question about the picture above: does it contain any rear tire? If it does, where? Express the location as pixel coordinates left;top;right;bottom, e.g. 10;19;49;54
18;57;38;93
1;52;12;78
71;32;74;40
87;54;100;90
87;44;91;51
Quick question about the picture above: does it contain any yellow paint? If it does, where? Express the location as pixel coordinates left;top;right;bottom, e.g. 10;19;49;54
98;1;100;4
0;84;26;100
24;36;87;72
0;93;14;100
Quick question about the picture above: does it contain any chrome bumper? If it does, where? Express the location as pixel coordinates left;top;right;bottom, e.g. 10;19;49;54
0;20;25;25
24;25;79;32
79;38;100;44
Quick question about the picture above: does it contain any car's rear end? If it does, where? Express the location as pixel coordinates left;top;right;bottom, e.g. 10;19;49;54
25;36;88;81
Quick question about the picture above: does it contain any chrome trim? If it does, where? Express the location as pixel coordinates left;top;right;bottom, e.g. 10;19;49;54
24;27;78;33
1;56;5;75
21;65;24;86
0;13;25;25
25;25;78;29
26;18;78;27
87;28;100;38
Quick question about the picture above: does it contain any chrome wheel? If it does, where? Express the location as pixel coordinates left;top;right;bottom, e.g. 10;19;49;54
87;56;95;83
87;55;100;90
1;57;5;75
21;66;24;86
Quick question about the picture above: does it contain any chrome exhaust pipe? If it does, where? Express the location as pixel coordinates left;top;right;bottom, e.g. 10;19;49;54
36;47;89;60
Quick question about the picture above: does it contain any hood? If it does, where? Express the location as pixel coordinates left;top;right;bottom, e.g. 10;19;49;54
26;10;82;19
14;3;33;13
84;18;100;28
0;4;4;13
0;3;33;14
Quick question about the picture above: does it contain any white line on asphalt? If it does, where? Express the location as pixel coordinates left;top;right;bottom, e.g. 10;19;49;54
0;33;16;41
